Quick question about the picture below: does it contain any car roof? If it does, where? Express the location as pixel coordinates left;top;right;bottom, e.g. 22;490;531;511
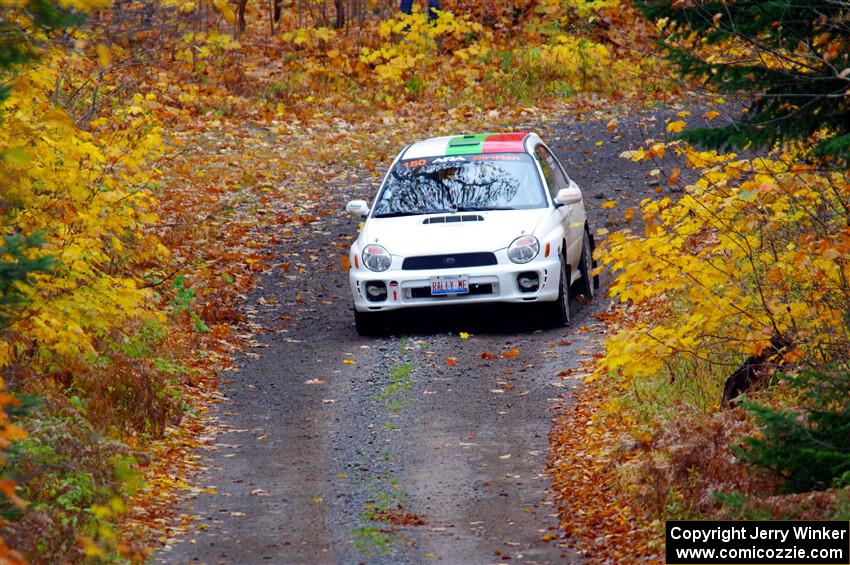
401;132;537;160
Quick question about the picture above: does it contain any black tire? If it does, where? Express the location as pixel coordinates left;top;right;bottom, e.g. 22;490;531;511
354;309;385;336
544;255;571;327
575;229;595;302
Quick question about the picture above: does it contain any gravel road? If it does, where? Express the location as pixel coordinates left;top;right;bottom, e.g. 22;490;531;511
157;109;677;565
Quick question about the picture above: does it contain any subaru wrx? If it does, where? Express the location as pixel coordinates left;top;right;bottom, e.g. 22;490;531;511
345;132;598;335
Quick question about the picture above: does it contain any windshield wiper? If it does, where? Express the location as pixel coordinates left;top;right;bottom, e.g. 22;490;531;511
373;211;425;218
455;206;516;212
373;207;510;218
373;210;449;218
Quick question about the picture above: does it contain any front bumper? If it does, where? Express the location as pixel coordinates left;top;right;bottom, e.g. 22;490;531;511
349;257;562;312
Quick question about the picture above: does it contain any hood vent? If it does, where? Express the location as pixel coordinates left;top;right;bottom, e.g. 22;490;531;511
423;215;484;224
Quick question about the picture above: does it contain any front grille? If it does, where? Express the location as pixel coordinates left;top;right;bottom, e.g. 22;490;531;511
402;252;497;270
410;283;494;299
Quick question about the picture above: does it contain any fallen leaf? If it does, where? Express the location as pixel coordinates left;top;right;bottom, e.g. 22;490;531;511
667;166;681;185
96;44;112;68
666;120;686;133
212;0;236;23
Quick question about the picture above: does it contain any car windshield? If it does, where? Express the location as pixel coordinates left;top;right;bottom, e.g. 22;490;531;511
371;154;546;218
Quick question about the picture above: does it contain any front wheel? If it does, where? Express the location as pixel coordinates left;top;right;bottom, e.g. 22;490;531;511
354;309;386;336
543;255;571;327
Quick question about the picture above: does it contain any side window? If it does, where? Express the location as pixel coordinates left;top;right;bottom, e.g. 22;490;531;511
552;155;572;185
535;145;568;199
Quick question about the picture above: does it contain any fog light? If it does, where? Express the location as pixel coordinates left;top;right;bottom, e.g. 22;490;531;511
517;272;539;293
365;281;387;302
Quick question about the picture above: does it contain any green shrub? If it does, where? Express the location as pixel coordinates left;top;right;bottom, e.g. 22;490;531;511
2;405;140;561
739;367;850;493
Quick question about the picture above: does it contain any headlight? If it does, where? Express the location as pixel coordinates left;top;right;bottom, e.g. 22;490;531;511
507;235;539;264
362;244;392;272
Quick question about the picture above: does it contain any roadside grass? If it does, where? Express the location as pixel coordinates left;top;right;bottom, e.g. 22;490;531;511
372;337;416;411
353;337;429;558
373;363;415;412
352;524;393;557
353;473;407;557
618;358;727;428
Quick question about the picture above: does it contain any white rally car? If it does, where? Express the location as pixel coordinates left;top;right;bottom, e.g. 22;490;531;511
345;132;598;335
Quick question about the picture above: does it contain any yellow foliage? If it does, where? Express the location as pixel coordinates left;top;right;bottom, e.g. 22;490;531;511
535;34;611;86
358;11;486;86
0;49;165;371
597;146;850;406
280;26;337;47
59;0;109;9
565;0;622;18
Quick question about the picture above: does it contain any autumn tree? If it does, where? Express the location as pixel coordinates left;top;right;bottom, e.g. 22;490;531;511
0;1;81;334
639;0;850;162
0;1;84;100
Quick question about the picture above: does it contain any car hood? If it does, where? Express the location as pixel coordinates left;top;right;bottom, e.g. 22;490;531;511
362;209;548;257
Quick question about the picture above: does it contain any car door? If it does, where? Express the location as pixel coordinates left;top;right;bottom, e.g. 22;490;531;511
534;144;582;265
550;149;586;265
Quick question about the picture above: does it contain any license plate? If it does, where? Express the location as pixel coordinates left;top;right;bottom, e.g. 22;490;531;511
431;275;469;295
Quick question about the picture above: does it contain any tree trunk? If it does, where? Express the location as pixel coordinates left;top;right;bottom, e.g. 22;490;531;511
721;336;791;408
237;0;248;32
334;0;345;28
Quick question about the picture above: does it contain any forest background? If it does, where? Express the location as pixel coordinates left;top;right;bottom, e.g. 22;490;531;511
0;0;848;562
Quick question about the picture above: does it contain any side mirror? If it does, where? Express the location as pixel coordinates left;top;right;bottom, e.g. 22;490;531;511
346;199;370;217
554;187;582;206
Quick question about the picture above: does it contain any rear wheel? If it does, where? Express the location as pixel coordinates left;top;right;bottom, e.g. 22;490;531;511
575;229;595;302
544;255;571;327
354;309;385;336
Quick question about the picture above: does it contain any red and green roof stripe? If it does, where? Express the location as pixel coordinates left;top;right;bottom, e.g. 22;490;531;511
403;132;529;159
